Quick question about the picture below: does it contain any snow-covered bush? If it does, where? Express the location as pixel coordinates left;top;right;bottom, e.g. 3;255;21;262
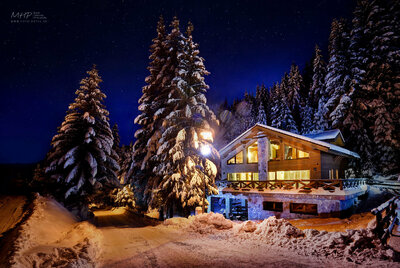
112;185;136;208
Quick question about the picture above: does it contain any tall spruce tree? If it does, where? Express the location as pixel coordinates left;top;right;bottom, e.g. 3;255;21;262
119;143;134;185
154;21;219;215
362;0;400;172
339;0;374;173
256;101;268;125
270;82;298;133
300;101;314;134
112;123;122;159
309;45;326;110
287;64;302;112
44;66;120;218
133;16;170;206
324;18;351;128
341;0;400;174
256;84;270;124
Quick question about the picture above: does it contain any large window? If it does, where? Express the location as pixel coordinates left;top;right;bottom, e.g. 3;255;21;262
276;170;310;180
247;142;258;163
227;172;259;181
290;203;318;215
284;145;309;160
227;151;244;164
270;140;280;160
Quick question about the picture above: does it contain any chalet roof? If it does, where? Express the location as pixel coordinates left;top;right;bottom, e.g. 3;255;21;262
303;129;345;143
219;123;360;159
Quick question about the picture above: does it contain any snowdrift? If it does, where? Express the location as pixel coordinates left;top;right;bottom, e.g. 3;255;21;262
164;212;395;264
11;195;103;268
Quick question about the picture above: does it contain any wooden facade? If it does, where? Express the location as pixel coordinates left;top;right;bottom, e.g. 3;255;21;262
219;124;358;182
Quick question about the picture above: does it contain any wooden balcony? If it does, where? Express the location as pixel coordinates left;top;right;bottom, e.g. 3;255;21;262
220;178;366;193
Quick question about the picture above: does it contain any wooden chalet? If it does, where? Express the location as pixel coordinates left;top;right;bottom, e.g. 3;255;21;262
208;123;367;220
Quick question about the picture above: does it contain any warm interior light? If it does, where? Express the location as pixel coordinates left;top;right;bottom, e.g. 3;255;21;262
200;131;213;141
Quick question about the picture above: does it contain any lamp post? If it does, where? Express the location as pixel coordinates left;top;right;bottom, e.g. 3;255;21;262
198;130;212;214
198;143;211;214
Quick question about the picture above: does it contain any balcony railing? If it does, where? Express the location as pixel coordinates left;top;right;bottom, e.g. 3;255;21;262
221;178;366;193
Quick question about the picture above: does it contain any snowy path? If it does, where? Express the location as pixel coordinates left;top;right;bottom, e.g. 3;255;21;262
94;209;387;268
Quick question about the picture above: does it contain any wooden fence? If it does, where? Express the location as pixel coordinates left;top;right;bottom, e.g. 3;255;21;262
371;196;399;245
224;178;366;193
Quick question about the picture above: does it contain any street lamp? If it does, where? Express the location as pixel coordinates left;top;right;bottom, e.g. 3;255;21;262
200;143;211;156
198;143;211;214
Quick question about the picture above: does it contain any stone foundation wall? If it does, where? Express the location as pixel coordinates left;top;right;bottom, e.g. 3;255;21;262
246;193;358;220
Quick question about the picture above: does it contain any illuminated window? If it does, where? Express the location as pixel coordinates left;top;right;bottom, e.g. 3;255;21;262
298;150;309;158
227;151;244;164
227;172;259;181
268;171;276;180
276;170;310;180
270;141;280;160
253;173;259;181
284;145;309;159
284;145;297;159
247;142;258;163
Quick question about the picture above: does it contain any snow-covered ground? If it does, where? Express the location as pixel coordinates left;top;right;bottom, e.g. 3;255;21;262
11;195;103;267
6;196;399;267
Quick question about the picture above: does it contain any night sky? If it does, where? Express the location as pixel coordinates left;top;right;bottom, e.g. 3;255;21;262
0;0;356;163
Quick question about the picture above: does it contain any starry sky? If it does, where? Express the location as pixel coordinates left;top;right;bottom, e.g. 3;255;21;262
0;0;356;163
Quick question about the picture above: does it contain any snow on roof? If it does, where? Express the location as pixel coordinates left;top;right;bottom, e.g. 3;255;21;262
219;123;360;159
303;129;345;143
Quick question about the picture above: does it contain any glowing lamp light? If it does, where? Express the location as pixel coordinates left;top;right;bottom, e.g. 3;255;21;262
200;131;213;141
200;144;211;156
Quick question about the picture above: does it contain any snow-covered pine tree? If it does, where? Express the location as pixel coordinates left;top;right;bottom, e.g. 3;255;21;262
133;16;170;206
153;21;219;216
340;0;400;174
309;45;326;110
340;0;374;173
256;101;268;125
112;123;122;160
324;18;351;129
287;64;303;128
44;66;120;219
118;143;134;185
287;64;302;112
362;0;400;172
270;81;298;133
139;17;189;210
269;83;279;127
256;84;270;124
300;100;314;134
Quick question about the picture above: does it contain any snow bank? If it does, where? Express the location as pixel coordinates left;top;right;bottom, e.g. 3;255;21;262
237;217;394;263
164;212;233;234
164;213;395;264
11;195;103;268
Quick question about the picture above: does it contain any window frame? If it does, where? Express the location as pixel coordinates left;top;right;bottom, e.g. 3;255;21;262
269;140;281;161
227;151;244;165
263;201;283;212
247;142;258;164
289;203;318;215
283;144;310;160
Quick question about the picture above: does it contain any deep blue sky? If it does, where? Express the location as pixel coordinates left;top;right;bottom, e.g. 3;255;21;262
0;0;356;163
